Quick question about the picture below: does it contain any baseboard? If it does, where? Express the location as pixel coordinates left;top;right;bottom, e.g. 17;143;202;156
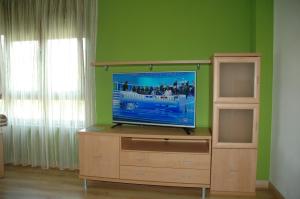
256;181;285;199
256;180;269;190
269;182;285;199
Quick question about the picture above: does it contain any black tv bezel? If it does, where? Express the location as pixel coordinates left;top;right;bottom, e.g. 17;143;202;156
112;71;196;129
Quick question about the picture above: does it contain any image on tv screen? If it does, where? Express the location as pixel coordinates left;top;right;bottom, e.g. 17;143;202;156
112;71;196;128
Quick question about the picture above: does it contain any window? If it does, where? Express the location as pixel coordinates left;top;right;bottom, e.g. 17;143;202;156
46;38;85;123
0;0;96;169
46;38;81;93
0;35;4;48
0;34;4;101
2;37;85;123
10;40;39;93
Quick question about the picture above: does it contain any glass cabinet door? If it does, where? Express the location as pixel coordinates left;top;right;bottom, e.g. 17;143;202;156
213;56;260;103
212;103;259;148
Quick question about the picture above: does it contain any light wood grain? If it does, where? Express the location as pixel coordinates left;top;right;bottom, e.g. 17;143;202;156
213;56;260;104
79;125;212;139
92;59;211;67
211;149;257;193
78;126;212;190
79;134;120;178
80;174;211;188
269;182;285;199
120;165;210;185
209;191;256;196
214;53;261;57
121;137;210;153
212;103;259;148
211;54;261;196
120;151;210;170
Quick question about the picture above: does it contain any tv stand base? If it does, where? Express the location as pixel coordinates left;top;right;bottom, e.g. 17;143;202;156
111;123;122;128
81;177;207;199
183;127;193;135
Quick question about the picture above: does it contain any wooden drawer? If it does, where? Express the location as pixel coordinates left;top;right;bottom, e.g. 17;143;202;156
120;151;210;170
120;166;210;184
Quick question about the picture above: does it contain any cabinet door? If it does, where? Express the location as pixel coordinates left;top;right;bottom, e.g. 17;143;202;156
211;149;257;193
213;56;260;103
79;134;120;178
213;103;259;148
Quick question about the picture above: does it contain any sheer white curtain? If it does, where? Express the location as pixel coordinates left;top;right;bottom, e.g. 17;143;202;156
0;0;97;169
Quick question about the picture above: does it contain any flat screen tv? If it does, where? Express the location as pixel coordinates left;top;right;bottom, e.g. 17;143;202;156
112;71;196;128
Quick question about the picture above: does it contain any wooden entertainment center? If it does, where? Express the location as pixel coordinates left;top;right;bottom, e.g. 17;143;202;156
79;125;211;198
79;53;260;198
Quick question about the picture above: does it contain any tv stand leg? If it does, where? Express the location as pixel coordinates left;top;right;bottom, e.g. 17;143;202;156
83;179;87;191
201;187;206;199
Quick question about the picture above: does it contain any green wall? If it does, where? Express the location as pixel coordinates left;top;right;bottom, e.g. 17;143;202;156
95;0;273;180
254;0;273;181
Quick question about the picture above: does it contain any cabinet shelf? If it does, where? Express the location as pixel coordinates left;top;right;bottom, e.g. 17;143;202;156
213;55;260;103
121;137;210;153
92;59;211;67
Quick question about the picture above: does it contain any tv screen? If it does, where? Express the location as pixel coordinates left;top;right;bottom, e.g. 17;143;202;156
112;71;196;128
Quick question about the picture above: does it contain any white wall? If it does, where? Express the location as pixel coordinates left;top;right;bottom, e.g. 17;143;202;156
271;0;300;198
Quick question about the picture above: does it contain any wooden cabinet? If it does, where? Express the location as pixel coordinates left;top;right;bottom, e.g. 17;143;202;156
211;53;260;195
213;103;259;148
211;149;257;193
79;134;119;179
120;151;210;170
78;125;211;193
78;53;262;197
119;135;211;186
213;54;260;103
120;166;210;184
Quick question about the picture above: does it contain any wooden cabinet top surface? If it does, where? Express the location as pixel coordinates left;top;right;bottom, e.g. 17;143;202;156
78;125;211;139
213;53;261;57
